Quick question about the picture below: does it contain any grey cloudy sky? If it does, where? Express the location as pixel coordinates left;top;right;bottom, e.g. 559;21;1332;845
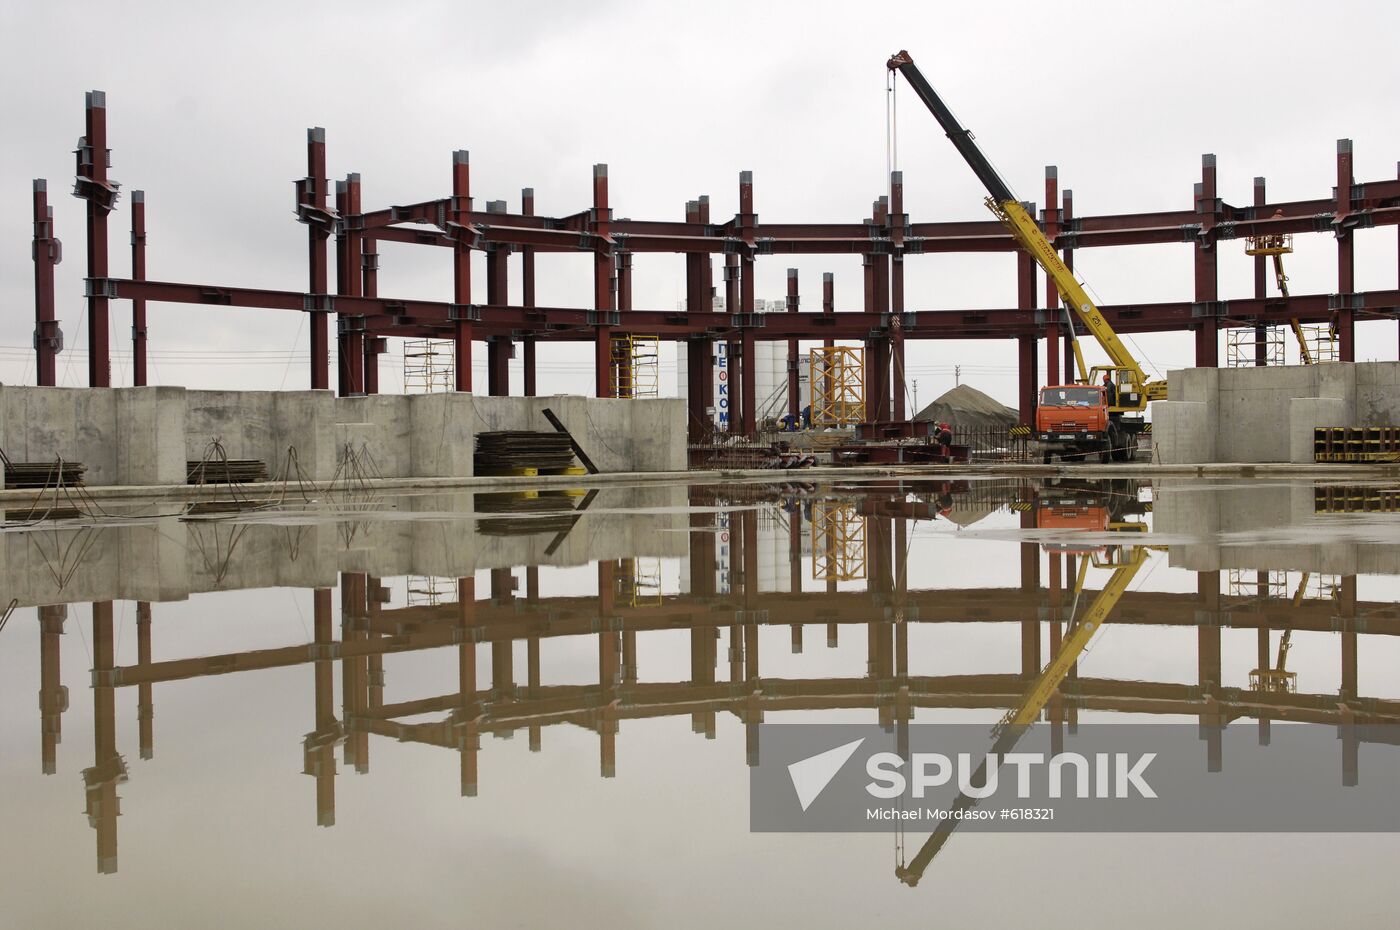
2;0;1397;405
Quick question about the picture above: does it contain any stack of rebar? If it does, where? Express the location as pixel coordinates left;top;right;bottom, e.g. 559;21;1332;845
3;460;86;489
474;432;576;476
187;459;269;485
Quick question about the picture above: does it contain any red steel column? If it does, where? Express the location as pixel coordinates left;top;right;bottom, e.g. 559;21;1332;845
485;199;511;396
335;180;349;395
1194;154;1220;367
344;174;365;394
38;605;66;774
361;235;381;394
136;603;153;760
592;164;615;398
821;272;835;416
615;248;633;396
740;260;756;437
451;150;473;392
739;171;757;437
890;174;907;420
306;128;331;390
786;267;800;425
685;199;711;442
32;180;60;386
130;190;148;385
1017;250;1038;427
1062;189;1077;380
522;187;538;396
1253;176;1269;365
724;253;741;432
1335;139;1356;361
78;92;114;387
1044;167;1061;385
699;195;715;423
88;601;119;873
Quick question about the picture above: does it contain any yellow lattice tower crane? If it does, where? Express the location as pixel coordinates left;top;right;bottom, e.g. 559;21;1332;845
808;346;865;426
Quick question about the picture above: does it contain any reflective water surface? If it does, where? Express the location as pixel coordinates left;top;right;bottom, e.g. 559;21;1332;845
2;476;1399;928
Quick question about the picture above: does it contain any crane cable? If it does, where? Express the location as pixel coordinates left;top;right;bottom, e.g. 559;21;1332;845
886;68;899;185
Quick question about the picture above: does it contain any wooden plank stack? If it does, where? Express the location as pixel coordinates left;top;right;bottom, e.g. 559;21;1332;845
474;431;577;476
3;460;86;489
187;459;269;485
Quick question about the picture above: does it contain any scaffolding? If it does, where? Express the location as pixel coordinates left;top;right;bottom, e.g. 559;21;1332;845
1227;569;1287;600
622;557;664;606
812;501;866;582
406;576;455;606
403;339;455;393
610;335;660;399
809;346;864;427
1225;326;1285;367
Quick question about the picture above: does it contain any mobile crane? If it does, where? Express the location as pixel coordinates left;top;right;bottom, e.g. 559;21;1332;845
887;51;1168;463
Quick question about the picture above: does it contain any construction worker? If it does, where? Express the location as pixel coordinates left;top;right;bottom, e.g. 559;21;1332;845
1101;372;1117;407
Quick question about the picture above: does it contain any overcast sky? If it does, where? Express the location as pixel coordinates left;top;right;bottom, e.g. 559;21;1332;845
2;0;1397;406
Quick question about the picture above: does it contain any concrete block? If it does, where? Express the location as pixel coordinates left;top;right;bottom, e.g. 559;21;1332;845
274;391;336;482
335;394;412;478
629;399;686;471
473;395;532;433
409;393;476;478
116;387;187;485
1354;361;1400;426
1151;400;1213;464
1288;396;1349;463
185;390;277;471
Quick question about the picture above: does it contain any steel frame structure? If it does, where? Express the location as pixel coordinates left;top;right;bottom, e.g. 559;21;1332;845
32;92;1400;439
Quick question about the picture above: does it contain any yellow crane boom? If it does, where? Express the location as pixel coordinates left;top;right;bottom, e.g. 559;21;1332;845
895;545;1149;886
887;51;1168;412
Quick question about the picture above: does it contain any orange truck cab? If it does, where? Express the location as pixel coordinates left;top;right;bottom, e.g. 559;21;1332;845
1034;384;1132;463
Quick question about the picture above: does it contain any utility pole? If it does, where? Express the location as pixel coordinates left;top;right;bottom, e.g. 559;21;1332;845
912;379;918;412
954;365;961;387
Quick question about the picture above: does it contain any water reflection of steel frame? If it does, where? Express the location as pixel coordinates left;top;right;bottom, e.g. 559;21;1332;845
17;480;1400;878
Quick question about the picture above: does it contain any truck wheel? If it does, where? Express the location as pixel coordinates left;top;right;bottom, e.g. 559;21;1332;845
1042;452;1053;465
1099;443;1112;464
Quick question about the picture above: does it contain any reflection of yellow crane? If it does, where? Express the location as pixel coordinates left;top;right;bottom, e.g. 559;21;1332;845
895;545;1150;887
1250;572;1309;693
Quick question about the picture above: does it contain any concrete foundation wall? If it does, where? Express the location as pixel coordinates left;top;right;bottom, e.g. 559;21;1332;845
1155;361;1400;464
0;484;688;608
1;385;685;489
185;390;337;481
1154;479;1400;575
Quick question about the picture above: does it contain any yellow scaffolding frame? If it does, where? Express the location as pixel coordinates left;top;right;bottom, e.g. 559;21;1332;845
808;346;865;426
812;501;866;582
610;334;660;399
403;339;455;393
